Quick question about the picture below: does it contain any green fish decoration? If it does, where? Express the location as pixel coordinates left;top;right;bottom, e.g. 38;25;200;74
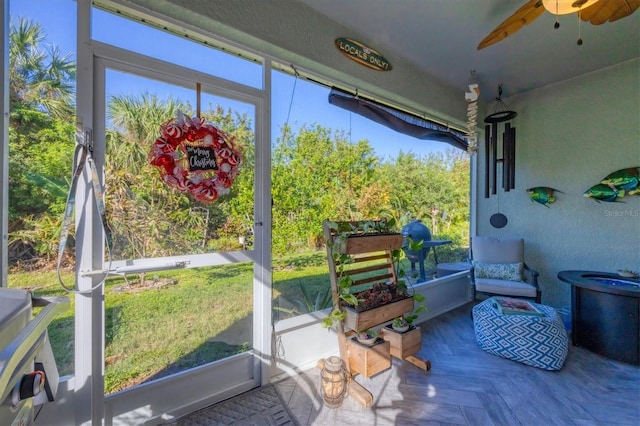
600;167;640;195
527;187;562;207
583;183;625;202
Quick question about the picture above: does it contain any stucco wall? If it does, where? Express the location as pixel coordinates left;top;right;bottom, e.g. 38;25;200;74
476;59;640;308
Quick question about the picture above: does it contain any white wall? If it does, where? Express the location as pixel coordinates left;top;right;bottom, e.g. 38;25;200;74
476;59;640;308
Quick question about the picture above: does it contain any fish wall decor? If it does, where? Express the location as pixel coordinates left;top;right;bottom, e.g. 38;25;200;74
600;167;640;195
583;183;625;202
527;187;562;207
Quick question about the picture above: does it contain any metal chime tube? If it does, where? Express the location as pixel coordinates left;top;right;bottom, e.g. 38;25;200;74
503;123;511;191
485;120;517;195
509;126;516;189
484;124;490;198
491;122;498;195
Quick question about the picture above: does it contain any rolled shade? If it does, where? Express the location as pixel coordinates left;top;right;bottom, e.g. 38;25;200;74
328;89;468;151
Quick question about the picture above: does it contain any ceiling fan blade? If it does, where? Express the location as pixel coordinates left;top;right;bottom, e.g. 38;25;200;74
580;0;640;24
477;0;545;50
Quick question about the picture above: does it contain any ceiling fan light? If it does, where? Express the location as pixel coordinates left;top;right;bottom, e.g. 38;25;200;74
542;0;601;15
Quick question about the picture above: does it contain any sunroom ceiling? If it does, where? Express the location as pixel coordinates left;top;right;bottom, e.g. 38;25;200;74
299;0;640;100
105;0;639;102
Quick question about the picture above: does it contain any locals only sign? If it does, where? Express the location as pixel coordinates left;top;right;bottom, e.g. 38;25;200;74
335;38;392;71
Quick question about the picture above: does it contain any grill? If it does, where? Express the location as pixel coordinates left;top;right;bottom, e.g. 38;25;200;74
0;288;69;425
401;219;451;282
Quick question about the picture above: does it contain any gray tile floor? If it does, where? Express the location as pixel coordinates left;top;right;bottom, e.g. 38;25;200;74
273;302;640;425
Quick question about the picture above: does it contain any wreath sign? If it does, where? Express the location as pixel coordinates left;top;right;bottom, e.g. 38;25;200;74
149;113;242;202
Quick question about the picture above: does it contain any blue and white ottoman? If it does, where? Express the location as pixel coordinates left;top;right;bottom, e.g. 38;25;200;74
472;297;568;370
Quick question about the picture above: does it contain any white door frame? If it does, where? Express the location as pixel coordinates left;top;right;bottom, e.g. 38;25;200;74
74;2;272;423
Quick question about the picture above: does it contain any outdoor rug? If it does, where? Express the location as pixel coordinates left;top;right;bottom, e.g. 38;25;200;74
167;385;297;425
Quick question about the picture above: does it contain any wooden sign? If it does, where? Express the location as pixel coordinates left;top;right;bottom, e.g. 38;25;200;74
185;145;218;172
335;38;392;71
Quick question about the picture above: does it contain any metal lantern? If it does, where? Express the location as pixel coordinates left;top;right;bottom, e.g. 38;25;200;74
320;356;347;408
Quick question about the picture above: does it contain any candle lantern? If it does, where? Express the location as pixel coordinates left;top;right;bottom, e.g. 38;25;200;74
320;356;347;408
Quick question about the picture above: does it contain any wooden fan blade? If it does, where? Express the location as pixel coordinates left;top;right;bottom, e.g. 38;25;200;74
580;0;640;24
477;0;545;50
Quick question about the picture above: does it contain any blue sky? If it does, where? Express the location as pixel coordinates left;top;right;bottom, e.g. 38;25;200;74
10;0;453;160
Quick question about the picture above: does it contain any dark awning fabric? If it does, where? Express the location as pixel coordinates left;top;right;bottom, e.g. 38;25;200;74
328;89;468;151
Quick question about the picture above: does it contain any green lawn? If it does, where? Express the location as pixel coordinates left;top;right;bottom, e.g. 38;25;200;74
7;247;466;394
10;263;255;393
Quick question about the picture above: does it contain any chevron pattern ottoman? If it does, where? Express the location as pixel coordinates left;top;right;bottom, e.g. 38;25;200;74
472;297;568;370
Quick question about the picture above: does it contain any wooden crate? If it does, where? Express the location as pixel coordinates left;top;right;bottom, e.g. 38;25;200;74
344;297;414;331
382;325;422;359
347;338;391;378
345;234;403;255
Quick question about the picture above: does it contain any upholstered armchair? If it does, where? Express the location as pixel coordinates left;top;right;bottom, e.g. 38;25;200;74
470;236;541;303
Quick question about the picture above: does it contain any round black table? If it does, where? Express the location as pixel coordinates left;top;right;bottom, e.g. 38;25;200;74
558;270;640;365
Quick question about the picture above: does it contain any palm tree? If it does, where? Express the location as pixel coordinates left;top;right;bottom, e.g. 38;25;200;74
105;93;207;262
9;17;75;120
7;17;76;264
106;92;184;171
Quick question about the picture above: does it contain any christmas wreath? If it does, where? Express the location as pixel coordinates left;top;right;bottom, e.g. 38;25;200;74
149;114;242;202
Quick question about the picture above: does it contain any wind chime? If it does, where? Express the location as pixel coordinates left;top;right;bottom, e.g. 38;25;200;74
484;85;517;199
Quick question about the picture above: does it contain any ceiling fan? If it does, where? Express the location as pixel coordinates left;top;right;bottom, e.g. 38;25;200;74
478;0;640;50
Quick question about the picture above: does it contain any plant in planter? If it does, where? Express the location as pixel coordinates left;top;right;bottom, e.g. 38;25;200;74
352;282;408;311
323;218;432;373
390;299;426;331
389;236;427;330
322;218;404;329
322;219;432;330
392;316;410;333
356;328;379;345
390;290;426;333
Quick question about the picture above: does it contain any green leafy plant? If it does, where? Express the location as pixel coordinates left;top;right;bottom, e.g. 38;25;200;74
392;236;427;325
392;316;409;329
356;328;378;343
322;308;347;328
401;291;426;325
274;282;332;315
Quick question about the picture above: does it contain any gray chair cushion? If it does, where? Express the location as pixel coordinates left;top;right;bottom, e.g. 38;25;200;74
474;278;538;298
472;236;524;264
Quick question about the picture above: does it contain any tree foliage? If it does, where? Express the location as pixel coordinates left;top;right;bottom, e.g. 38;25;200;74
271;124;383;253
9;17;75;120
377;149;470;240
105;95;255;261
7;17;76;263
270;127;470;254
7;16;470;269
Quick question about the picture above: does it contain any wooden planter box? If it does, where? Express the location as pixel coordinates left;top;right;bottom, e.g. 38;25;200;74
383;325;422;359
347;338;391;377
345;233;403;255
343;296;414;331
